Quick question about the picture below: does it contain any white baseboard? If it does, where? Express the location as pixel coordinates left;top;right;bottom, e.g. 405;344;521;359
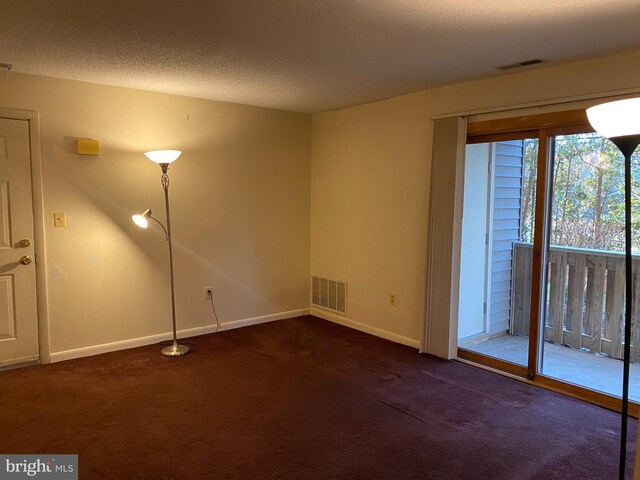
49;308;310;363
311;308;420;349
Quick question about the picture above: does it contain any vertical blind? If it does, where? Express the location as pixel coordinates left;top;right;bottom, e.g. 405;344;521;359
422;116;467;358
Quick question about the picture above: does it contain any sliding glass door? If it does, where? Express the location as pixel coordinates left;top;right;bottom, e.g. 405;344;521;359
458;110;640;412
540;131;640;403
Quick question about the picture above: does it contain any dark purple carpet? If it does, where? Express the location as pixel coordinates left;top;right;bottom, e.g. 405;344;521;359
0;316;634;479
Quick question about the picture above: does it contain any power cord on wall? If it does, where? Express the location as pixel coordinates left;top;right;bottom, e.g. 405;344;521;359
207;289;222;332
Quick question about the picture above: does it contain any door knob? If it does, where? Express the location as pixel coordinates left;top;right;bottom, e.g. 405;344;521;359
19;255;32;265
19;239;31;248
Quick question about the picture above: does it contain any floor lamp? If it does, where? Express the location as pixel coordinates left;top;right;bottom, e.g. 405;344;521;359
132;149;189;357
587;98;640;480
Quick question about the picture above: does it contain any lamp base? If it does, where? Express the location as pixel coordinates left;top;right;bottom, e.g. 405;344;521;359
161;343;190;357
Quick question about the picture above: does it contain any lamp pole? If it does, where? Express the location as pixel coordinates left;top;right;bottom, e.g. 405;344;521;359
609;135;640;480
159;163;189;357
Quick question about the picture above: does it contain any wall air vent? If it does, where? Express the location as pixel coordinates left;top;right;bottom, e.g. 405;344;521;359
495;59;544;71
312;275;347;315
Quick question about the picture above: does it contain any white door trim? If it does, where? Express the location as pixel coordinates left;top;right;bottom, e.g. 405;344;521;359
483;143;496;334
0;108;50;363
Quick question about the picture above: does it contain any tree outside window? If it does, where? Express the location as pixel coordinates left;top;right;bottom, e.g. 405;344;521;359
520;133;640;254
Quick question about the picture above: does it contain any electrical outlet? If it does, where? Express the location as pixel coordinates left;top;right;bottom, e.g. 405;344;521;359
389;294;397;306
204;286;213;300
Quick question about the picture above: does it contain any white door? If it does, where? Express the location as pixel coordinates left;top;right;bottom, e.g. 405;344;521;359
0;118;39;367
458;143;491;340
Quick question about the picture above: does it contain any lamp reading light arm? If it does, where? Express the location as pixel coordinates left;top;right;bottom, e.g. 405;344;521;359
149;215;169;241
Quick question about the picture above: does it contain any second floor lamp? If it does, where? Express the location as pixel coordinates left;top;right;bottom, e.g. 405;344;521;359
587;97;640;480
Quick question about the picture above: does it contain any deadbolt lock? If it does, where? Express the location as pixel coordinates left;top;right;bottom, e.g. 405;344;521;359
19;239;31;248
19;255;32;265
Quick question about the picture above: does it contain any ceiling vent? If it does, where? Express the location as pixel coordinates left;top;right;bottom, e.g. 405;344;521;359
312;275;347;315
495;59;544;71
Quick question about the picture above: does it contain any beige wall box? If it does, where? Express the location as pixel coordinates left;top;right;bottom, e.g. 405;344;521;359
75;138;100;156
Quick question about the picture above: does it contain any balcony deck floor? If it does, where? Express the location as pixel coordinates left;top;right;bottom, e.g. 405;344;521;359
462;334;640;403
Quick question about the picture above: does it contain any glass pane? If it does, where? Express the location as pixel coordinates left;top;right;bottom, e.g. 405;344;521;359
540;132;640;402
458;138;538;367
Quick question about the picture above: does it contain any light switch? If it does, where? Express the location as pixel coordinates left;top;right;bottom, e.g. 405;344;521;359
54;212;67;227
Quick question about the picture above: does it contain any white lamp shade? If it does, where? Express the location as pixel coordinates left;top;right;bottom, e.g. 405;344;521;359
586;98;640;139
144;150;182;164
132;208;152;228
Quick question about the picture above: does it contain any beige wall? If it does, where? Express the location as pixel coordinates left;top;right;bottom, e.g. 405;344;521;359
0;73;311;356
3;48;640;359
311;49;640;344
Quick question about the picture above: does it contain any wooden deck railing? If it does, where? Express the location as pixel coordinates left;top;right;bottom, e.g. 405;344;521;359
511;241;640;362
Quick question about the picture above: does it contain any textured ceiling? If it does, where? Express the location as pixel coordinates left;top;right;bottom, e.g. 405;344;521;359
2;0;640;113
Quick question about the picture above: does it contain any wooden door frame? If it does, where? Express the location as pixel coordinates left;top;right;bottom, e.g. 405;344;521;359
526;130;551;380
0;108;50;364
